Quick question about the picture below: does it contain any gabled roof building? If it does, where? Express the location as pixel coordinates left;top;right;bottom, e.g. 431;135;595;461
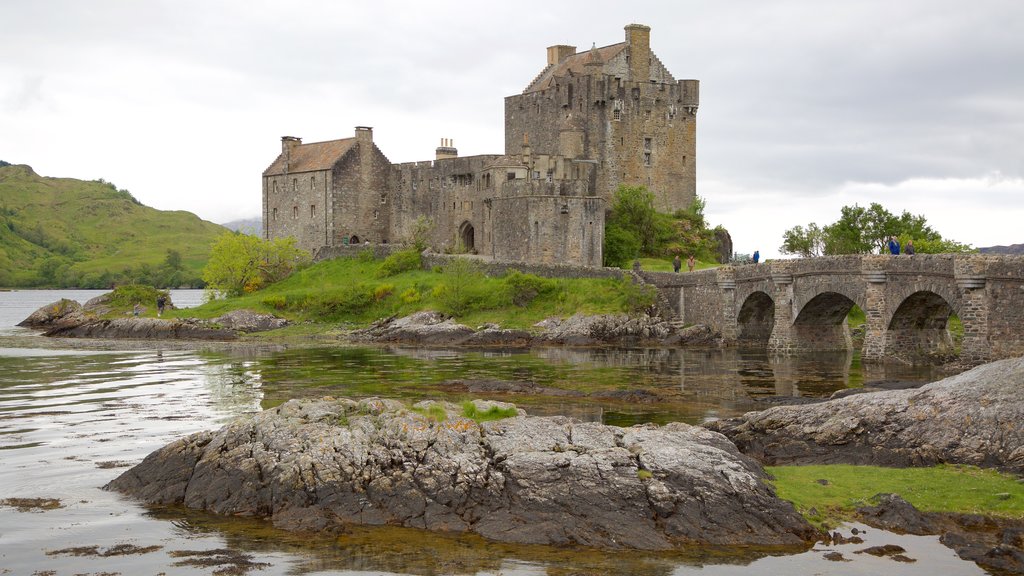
262;24;698;267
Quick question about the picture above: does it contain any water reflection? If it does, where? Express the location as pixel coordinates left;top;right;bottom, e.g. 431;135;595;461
214;345;944;426
0;343;961;575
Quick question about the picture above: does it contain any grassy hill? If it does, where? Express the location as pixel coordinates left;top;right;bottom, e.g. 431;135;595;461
0;163;227;288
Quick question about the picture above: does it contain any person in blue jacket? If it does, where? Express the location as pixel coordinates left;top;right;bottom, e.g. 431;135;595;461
888;236;901;255
752;250;760;264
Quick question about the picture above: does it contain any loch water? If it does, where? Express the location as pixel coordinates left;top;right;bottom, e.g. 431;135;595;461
0;290;987;575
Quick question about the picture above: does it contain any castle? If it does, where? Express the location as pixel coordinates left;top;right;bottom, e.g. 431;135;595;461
262;24;698;266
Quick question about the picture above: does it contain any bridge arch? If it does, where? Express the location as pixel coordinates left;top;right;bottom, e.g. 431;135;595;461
737;291;774;344
885;290;956;360
792;291;858;351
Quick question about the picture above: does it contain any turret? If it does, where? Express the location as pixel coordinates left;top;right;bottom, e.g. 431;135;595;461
680;79;699;114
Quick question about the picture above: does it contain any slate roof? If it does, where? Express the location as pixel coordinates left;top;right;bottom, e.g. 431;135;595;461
524;42;626;93
263;138;355;176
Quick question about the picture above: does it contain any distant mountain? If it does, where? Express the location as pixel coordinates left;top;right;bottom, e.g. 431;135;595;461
221;216;261;235
0;164;228;288
979;244;1024;255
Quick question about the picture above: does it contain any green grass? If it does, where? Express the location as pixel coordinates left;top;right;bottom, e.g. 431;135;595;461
182;253;654;330
768;464;1024;528
460;401;517;422
636;257;716;272
0;164;225;288
410;404;448;422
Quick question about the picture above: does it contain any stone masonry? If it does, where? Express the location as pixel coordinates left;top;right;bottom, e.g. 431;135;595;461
263;24;698;267
639;254;1024;364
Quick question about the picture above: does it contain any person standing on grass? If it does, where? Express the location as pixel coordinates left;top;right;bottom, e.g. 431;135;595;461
156;294;167;317
673;254;681;273
687;254;695;272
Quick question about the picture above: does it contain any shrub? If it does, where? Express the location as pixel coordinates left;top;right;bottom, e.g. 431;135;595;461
603;224;641;268
377;249;421;277
261;295;287;310
108;284;165;309
373;283;394;301
400;287;421;304
504;270;558;307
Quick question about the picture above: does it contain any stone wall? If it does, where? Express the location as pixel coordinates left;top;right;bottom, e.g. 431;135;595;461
421;253;624;281
263;169;331;254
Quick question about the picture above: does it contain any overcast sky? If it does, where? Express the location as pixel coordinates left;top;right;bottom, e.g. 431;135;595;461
2;0;1022;258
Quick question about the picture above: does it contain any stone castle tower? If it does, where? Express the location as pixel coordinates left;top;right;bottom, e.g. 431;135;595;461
262;24;697;265
505;24;699;213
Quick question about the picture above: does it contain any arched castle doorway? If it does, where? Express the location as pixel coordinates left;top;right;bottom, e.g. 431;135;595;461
459;221;475;252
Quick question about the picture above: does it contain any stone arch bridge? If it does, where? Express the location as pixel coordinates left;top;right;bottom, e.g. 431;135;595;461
639;254;1024;364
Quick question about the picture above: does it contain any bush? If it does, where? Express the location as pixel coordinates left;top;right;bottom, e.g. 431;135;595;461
504;270;558;307
461;401;517;422
377;249;421;277
400;287;421;304
603;224;641;268
109;284;166;308
373;283;394;301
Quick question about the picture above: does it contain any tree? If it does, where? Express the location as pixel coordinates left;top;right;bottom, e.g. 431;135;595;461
780;202;971;256
202;232;310;297
780;223;826;258
606;185;669;255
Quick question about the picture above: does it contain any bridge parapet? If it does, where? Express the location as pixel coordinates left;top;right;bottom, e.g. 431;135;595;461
645;254;1024;365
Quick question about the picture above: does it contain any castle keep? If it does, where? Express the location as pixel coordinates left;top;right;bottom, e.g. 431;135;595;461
262;24;698;266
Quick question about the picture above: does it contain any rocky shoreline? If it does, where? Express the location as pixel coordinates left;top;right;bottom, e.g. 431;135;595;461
17;296;722;349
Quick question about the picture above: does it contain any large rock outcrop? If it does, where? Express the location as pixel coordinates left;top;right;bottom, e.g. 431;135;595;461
106;397;818;550
17;298;85;328
705;356;1024;473
42;317;237;341
212;309;289;332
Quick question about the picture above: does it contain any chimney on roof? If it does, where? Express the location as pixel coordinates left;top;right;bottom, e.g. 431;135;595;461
281;136;301;173
546;45;576;66
625;24;651;82
436;138;458;160
355;126;373;143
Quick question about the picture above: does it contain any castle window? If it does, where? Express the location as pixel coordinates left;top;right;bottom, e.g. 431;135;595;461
613;109;621;121
310;204;316;217
380;193;387;204
273;181;279;193
374;210;379;220
546;170;553;183
631;87;640;100
310;176;315;189
292;206;298;219
644;152;651;166
507;172;515;181
644;138;652;151
532;171;540;180
272;208;278;221
292;179;297;191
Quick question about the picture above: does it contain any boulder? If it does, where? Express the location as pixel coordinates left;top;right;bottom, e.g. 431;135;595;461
42;317;237;341
351;311;477;346
106;397;818;550
534;313;674;346
212;309;289;332
17;299;85;328
705;356;1024;473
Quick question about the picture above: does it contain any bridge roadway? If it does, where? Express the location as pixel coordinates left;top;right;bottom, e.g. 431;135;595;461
639;254;1024;364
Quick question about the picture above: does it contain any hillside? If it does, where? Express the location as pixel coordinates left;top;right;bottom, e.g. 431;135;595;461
0;164;227;287
220;216;261;235
979;244;1024;255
